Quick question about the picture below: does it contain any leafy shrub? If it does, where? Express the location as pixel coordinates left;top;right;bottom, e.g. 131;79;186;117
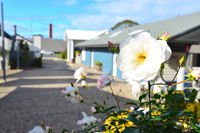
95;61;102;66
35;57;42;67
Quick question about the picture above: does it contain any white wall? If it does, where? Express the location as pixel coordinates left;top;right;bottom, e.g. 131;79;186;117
16;35;41;52
33;35;42;51
112;53;117;77
81;48;86;61
91;49;94;67
0;37;12;50
67;39;74;61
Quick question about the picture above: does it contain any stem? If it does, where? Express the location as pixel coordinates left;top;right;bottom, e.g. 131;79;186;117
160;70;167;84
151;79;189;86
148;81;152;118
148;81;156;133
109;84;121;111
167;79;189;85
171;65;181;83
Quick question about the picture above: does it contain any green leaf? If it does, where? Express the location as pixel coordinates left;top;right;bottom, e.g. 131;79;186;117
122;128;140;133
126;101;138;106
126;115;138;123
154;94;161;99
134;110;144;116
159;112;170;118
102;106;116;113
189;89;197;103
191;125;200;133
61;129;69;133
139;94;147;102
151;117;162;121
173;93;185;103
160;63;165;72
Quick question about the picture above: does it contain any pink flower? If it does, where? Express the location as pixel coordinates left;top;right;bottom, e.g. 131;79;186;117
160;32;169;41
97;74;112;89
91;106;96;113
130;106;135;111
108;41;117;47
61;90;68;95
77;120;85;126
191;69;200;80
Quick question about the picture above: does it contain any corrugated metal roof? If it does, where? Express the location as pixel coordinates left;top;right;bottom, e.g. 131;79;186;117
76;12;200;48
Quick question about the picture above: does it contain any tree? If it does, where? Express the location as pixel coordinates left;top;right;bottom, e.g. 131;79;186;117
111;19;139;31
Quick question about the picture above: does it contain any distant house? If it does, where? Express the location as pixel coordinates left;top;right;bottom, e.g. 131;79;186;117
64;29;108;62
75;12;200;81
16;34;40;52
0;30;13;51
41;38;67;53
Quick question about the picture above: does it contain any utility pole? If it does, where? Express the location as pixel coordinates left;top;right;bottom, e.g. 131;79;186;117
1;2;6;81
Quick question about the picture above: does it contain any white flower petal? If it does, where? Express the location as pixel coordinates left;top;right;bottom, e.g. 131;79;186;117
74;67;87;81
129;81;141;99
28;126;45;133
116;32;171;83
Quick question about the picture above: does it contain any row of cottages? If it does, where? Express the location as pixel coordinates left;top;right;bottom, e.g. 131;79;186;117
64;29;108;63
75;12;200;82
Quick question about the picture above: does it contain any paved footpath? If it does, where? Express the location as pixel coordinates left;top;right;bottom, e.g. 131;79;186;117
0;57;132;133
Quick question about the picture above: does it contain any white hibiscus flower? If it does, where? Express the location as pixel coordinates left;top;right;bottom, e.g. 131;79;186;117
62;85;82;103
74;67;87;83
116;32;172;82
28;126;45;133
77;112;98;131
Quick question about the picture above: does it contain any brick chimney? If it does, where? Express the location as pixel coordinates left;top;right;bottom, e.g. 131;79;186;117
49;24;52;39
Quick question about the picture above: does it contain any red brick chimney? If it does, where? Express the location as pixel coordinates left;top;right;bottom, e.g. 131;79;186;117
49;24;52;39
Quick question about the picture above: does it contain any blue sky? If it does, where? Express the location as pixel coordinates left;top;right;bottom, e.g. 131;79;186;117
2;0;200;39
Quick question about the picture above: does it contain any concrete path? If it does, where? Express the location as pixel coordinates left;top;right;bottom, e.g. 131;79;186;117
0;57;132;133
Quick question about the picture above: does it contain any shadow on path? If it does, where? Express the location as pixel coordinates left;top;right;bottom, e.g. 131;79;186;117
0;57;133;133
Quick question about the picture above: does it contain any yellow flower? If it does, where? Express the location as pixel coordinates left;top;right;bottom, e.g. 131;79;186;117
104;113;136;133
151;110;161;117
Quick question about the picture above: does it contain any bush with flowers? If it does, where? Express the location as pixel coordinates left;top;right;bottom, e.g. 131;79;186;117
28;32;200;133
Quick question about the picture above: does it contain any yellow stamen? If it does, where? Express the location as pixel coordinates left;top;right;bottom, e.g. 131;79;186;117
136;52;148;63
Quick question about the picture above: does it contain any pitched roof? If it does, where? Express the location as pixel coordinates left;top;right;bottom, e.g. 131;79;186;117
76;11;200;48
16;34;33;43
64;29;108;40
0;30;13;40
41;38;67;52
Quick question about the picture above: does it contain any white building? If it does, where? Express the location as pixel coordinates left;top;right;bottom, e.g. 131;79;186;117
0;31;13;51
16;34;41;52
64;29;108;62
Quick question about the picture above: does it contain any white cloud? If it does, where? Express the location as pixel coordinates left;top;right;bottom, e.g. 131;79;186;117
68;14;111;29
88;0;200;23
53;32;65;39
64;0;200;31
8;16;56;21
54;24;69;29
5;21;38;35
64;0;77;6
